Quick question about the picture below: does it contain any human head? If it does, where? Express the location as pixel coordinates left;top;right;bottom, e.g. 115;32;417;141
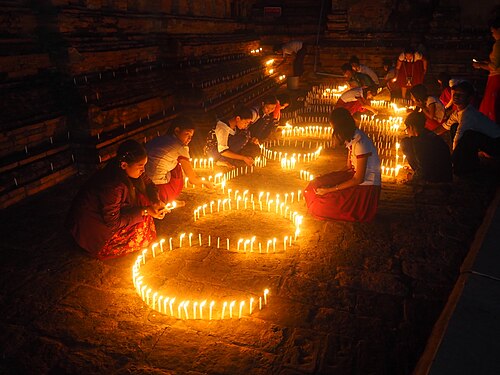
273;44;282;54
349;56;360;71
329;107;357;143
489;16;500;40
363;87;377;100
383;58;393;71
168;116;195;146
116;139;147;179
233;106;254;129
341;63;353;79
451;81;474;109
261;94;277;115
403;47;415;61
437;72;451;89
277;93;291;109
404;111;426;136
409;84;428;104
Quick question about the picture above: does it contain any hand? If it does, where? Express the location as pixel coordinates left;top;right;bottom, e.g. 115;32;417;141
250;137;260;145
146;205;166;219
202;180;215;189
472;62;482;69
315;187;330;196
242;156;254;166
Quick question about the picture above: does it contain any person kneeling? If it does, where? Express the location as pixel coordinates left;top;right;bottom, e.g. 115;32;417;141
66;140;166;260
304;108;381;222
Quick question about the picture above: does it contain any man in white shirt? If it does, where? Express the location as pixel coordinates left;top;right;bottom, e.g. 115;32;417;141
274;40;307;76
435;81;500;175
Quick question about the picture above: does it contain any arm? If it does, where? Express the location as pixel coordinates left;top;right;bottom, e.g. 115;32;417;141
359;97;378;115
422;57;428;75
178;158;214;188
220;149;254;166
316;155;368;195
422;102;436;120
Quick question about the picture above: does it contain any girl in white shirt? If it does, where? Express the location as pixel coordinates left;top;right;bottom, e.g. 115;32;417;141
304;108;381;222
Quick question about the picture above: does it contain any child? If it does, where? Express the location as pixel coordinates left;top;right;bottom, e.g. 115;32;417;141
204;106;260;167
349;55;380;85
304;108;381;222
273;93;291;122
401;111;452;183
341;63;376;91
335;86;378;116
249;95;278;141
146;116;214;204
409;84;445;131
66;140;166;260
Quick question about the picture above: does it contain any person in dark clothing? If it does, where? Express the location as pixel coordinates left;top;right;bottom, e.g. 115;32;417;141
341;63;377;92
401;111;453;183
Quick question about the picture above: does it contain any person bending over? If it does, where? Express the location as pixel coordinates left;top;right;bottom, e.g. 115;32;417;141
204;106;260;167
66;140;166;260
335;85;378;116
249;94;278;142
146;116;214;204
303;108;381;222
409;84;445;131
349;55;380;85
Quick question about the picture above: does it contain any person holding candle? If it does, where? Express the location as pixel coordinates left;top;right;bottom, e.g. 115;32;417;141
204;106;260;167
146;116;214;204
335;85;378;116
409;84;445;131
66;139;166;260
304;108;381;222
341;63;377;92
473;16;500;123
400;111;452;183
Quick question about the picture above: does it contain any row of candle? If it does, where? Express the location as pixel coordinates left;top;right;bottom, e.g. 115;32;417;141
132;242;270;319
285;117;329;126
260;146;323;164
183;165;255;189
250;47;263;54
269;139;331;150
280;125;333;139
192;158;214;169
299;170;315;181
302;104;335;113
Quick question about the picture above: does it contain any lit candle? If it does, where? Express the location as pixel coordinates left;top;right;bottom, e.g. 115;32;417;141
179;233;185;247
152;243;158;257
273;238;276;252
200;300;206;319
169;298;175;316
157;295;163;312
244;239;250;252
239;301;245;319
259;297;262;310
169;237;173;250
183;301;189;319
227;238;230;250
178;301;184;318
229;301;236;318
222;301;227;319
284;236;288;251
193;301;198;319
250;298;254;314
266;240;271;253
159;239;165;252
198;233;202;246
146;288;151;305
208;235;211;247
152;292;158;309
209;300;215;320
259;242;262;253
189;233;193;247
264;289;269;304
238;239;243;251
217;237;220;249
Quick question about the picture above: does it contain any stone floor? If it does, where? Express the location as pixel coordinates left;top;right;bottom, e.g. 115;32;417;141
0;146;498;375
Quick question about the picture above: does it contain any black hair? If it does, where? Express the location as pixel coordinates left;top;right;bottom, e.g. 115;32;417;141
277;93;291;105
383;58;393;67
341;63;353;73
363;86;378;98
403;47;415;55
262;94;277;105
116;139;147;165
329;107;357;142
451;81;475;97
349;55;360;65
233;106;254;120
405;111;426;132
409;84;428;102
437;72;451;89
488;15;500;29
167;116;195;135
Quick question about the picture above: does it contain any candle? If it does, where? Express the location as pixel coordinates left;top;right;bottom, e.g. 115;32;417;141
189;233;193;247
183;301;189;319
209;301;215;320
169;237;173;250
178;301;183;318
198;233;202;246
244;239;250;252
284;236;288;251
200;300;206;319
250;298;254;314
146;288;151;305
179;233;185;247
229;301;236;318
208;235;211;247
259;297;262;310
169;298;175;316
217;237;220;249
152;292;158;309
259;242;262;253
152;243;158;257
273;238;276;252
264;289;269;304
163;297;168;314
157;295;163;312
222;301;227;319
239;301;245;319
227;238;230;250
159;239;165;252
193;301;198;319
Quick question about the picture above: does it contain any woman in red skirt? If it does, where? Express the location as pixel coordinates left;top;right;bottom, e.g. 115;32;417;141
66;140;166;260
474;18;500;123
304;108;381;222
395;48;428;99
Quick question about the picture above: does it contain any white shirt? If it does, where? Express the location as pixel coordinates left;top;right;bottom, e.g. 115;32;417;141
146;135;190;184
215;120;236;153
426;96;445;122
339;87;363;103
398;51;423;62
444;105;500;149
345;129;381;186
359;64;379;84
282;41;303;57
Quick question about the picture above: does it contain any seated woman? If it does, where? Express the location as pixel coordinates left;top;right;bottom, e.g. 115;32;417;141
304;108;381;222
335;85;378;116
146;116;213;204
401;111;452;183
66;139;166;260
204;106;260;167
409;84;445;131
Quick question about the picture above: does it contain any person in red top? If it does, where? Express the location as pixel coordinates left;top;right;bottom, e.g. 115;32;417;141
66;140;166;260
395;47;428;99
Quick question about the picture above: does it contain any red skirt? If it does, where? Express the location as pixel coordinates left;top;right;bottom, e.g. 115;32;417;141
304;170;381;222
336;99;365;115
396;60;425;89
424;118;442;131
479;74;500;123
156;163;184;203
